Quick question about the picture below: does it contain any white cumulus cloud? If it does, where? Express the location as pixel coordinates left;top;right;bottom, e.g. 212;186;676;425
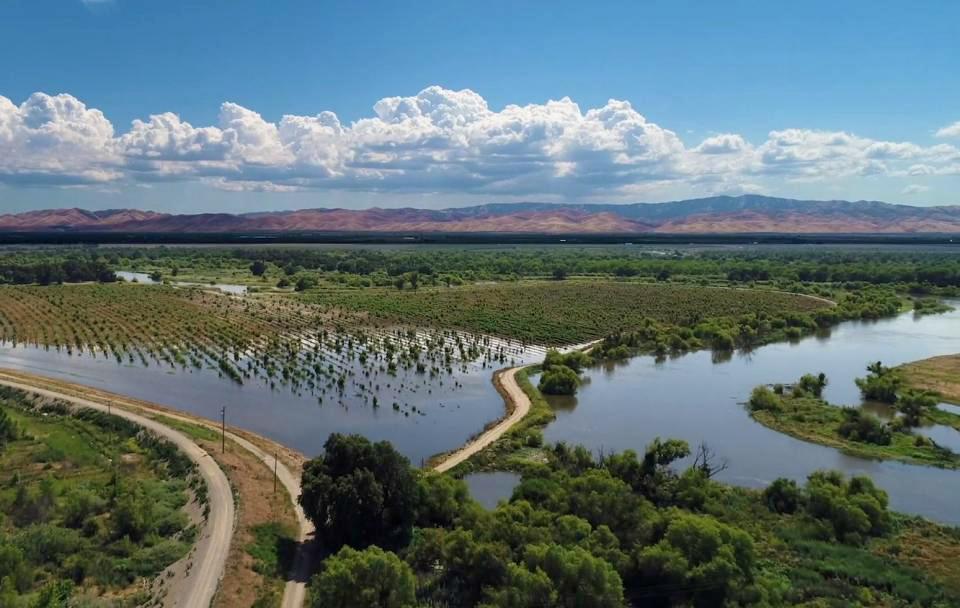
0;86;957;197
936;121;960;139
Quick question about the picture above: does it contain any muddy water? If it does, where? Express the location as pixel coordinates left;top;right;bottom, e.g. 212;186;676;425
541;303;960;524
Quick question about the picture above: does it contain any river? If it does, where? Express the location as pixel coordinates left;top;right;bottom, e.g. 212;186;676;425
538;302;960;523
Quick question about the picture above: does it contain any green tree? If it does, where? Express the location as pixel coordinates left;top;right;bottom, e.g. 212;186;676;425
299;434;417;549
483;562;558;608
635;512;755;607
762;478;802;514
804;470;890;544
795;372;828;398
416;473;473;528
896;389;937;427
539;366;580;395
249;260;268;276
295;276;318;292
441;529;511;605
855;362;901;403
523;544;623;608
311;546;415;608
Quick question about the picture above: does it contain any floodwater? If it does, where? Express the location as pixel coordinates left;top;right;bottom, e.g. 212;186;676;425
116;271;249;295
463;472;522;509
0;329;544;464
541;302;960;524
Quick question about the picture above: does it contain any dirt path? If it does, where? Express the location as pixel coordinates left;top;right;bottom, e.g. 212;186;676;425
0;373;234;608
433;339;602;474
0;369;313;608
210;421;314;608
433;365;531;473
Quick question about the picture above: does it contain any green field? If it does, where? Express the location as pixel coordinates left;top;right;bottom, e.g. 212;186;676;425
300;281;829;344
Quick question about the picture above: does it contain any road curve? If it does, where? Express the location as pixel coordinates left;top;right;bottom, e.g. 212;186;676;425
434;365;531;473
0;369;312;608
0;375;234;608
433;339;604;474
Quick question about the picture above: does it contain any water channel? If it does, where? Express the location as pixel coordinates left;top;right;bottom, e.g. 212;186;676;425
539;302;960;523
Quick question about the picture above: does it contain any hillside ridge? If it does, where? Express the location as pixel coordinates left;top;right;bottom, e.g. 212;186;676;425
3;195;960;234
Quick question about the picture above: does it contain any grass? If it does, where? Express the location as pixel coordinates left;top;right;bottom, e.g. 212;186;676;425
899;354;960;404
0;390;195;603
248;522;298;578
153;414;221;442
749;395;960;469
300;280;829;345
873;518;960;598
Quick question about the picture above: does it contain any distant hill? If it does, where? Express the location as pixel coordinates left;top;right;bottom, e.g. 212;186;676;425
2;195;960;234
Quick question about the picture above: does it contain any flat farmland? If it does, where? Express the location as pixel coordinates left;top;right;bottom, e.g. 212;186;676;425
301;280;830;344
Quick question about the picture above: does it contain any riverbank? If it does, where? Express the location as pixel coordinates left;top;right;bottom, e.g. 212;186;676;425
432;339;602;474
748;390;960;469
0;368;314;608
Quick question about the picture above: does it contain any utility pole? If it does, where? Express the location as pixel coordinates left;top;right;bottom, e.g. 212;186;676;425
220;405;226;453
273;452;278;494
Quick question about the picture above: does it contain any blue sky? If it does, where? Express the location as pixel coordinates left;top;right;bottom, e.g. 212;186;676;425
1;0;958;212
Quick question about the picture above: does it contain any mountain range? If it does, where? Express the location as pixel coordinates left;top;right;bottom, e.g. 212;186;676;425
2;195;960;234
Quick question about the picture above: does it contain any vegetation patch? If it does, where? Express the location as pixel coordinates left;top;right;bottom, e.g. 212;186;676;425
899;354;960;405
0;387;196;606
299;432;960;608
748;373;959;469
300;281;829;345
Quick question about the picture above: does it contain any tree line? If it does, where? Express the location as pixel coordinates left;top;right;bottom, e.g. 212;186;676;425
296;432;952;608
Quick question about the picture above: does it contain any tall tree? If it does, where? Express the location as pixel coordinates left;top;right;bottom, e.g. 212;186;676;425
299;434;418;549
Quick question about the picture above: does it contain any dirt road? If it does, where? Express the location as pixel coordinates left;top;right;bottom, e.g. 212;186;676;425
433;365;530;473
432;339;602;474
0;374;234;608
0;369;313;608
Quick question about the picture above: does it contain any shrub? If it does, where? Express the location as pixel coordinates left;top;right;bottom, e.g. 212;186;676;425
763;478;802;514
539;366;581;395
748;386;781;412
837;409;892;445
311;546;416;608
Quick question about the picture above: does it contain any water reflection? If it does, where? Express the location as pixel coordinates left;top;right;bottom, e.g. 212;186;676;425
543;303;960;524
116;271;249;295
0;332;543;465
463;472;521;509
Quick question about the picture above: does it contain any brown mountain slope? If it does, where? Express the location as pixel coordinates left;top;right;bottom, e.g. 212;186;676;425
2;196;959;234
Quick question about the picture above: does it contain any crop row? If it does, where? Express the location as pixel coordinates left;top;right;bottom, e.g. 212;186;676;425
300;281;830;345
